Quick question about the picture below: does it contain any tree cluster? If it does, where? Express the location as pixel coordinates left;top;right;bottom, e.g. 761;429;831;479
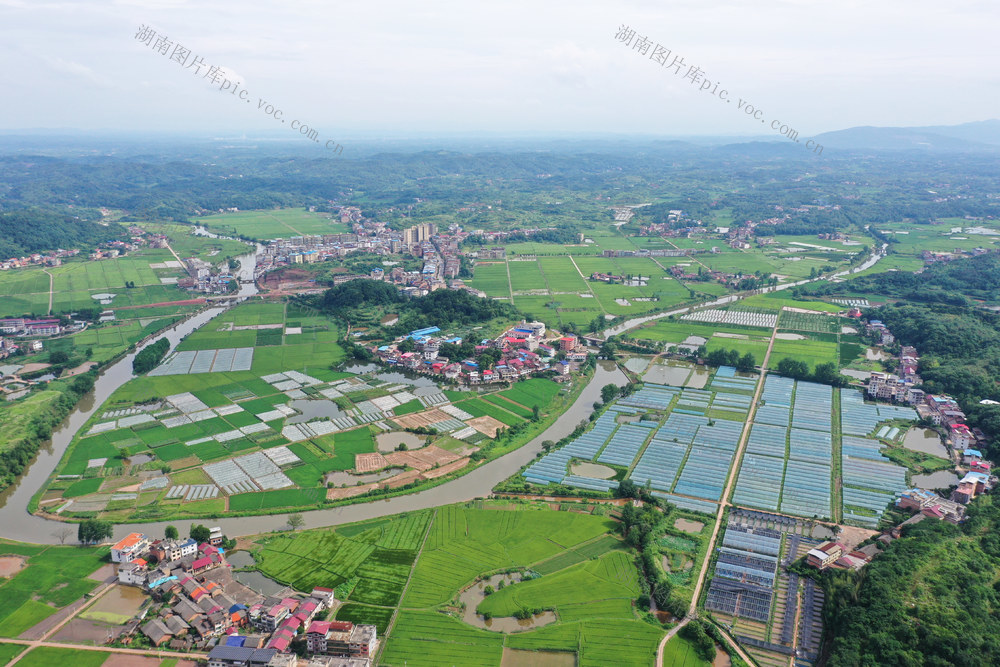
133;338;169;375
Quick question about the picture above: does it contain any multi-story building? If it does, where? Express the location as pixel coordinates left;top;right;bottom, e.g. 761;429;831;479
305;620;377;659
111;533;151;563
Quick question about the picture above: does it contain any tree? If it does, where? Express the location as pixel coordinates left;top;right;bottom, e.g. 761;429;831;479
164;525;179;540
52;526;74;544
288;513;305;531
601;383;619;404
736;352;756;372
49;350;70;365
531;404;540;421
78;519;113;544
190;524;211;543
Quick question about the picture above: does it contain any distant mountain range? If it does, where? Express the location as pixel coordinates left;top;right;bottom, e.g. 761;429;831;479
809;119;1000;152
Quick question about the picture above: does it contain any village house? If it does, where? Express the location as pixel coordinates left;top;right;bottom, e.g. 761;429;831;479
206;645;278;667
951;424;974;450
806;541;845;570
111;532;151;563
896;488;966;523
149;537;198;562
305;620;377;659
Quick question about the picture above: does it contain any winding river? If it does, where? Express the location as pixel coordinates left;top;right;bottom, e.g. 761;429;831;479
0;241;883;544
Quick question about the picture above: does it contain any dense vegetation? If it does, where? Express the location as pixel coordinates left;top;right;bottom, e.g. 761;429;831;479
867;303;1000;456
315;279;521;331
0;372;96;490
811;252;1000;305
132;338;169;375
823;495;1000;666
0;209;122;257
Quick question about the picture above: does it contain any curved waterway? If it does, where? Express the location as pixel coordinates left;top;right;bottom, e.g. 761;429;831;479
602;245;886;338
0;301;627;543
0;243;884;544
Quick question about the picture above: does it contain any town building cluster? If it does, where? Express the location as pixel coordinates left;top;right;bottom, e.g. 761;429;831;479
0;248;79;271
110;531;376;663
374;322;583;386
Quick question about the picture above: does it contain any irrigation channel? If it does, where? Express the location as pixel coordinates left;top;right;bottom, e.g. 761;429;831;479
0;243;885;544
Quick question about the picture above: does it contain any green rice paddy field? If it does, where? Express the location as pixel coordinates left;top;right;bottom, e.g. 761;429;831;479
248;502;664;667
195;207;350;240
0;541;108;639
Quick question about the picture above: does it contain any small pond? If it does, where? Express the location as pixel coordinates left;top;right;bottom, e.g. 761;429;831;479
912;470;960;488
376;432;425;453
286;399;347;424
459;573;557;633
902;428;949;457
644;362;692;387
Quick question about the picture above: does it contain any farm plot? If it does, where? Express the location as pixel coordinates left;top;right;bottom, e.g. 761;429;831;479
538;256;588;292
683;308;777;329
403;504;613;608
477;551;639;618
778;310;841;333
469;262;511;298
196;207;348;240
0;543;107;638
768;336;839;371
508;260;547;293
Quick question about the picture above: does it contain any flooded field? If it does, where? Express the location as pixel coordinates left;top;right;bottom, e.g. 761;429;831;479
326;468;404;486
774;333;806;340
686;366;711;388
902;428;949;457
623;357;651;374
570;462;616;479
81;584;147;625
913;470;960;488
286;398;347;424
376;431;425;453
459;573;557;633
674;518;704;534
501;648;575;667
840;368;870;381
644;361;692;386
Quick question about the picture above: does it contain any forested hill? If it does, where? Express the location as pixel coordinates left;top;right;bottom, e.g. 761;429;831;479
824;496;1000;665
314;279;521;331
813;252;1000;305
871;303;1000;457
0;209;123;258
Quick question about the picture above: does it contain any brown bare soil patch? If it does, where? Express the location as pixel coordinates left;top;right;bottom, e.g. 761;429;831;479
63;361;98;377
19;363;51;374
467;415;506;438
383;469;423;489
354;452;388;473
0;556;26;578
326;483;378;500
391;408;452;430
383;445;460;471
421;458;469;479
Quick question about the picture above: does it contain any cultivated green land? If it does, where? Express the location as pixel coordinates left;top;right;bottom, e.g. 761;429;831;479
195;207;350;240
248;501;664;667
0;540;108;638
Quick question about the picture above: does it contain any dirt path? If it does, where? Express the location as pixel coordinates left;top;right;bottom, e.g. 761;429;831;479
42;269;54;315
375;509;437;664
163;240;186;267
8;576;121;665
568;255;606;317
264;211;305;237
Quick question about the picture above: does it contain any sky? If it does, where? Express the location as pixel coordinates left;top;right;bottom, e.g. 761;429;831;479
2;0;998;142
